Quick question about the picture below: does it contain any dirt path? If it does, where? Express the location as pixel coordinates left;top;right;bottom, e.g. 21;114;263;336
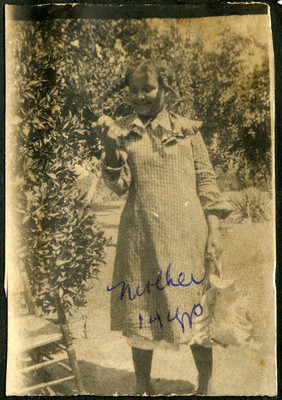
71;202;276;396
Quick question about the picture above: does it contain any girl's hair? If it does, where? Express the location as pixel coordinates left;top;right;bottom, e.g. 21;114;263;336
124;59;174;93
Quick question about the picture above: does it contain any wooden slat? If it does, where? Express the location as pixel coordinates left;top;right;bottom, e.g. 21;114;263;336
14;314;63;351
16;314;61;332
22;355;68;373
17;375;76;394
57;361;72;373
45;386;57;395
21;333;63;351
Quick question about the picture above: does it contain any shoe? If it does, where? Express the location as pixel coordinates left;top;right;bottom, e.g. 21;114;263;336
134;381;155;396
145;382;155;396
195;387;208;396
195;376;210;395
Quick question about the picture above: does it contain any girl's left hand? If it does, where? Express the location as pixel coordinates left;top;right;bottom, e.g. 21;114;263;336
205;214;223;277
206;229;223;269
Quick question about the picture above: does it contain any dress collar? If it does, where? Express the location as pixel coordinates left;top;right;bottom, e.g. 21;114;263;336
151;107;172;132
116;108;202;145
123;107;172;138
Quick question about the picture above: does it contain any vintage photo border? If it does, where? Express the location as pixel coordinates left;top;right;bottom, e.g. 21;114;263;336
2;0;282;398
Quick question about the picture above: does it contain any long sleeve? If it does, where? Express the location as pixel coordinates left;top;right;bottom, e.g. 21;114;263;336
191;131;234;219
101;150;132;196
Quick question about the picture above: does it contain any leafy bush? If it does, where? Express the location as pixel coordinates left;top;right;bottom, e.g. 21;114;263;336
188;32;271;186
8;20;108;315
226;188;273;223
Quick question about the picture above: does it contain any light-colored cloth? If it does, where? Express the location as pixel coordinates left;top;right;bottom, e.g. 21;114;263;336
102;108;233;345
126;336;181;351
192;274;254;349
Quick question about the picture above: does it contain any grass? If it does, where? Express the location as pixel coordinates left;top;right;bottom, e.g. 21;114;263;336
222;187;273;225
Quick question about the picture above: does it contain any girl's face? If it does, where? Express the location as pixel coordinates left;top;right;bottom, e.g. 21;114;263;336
129;70;165;117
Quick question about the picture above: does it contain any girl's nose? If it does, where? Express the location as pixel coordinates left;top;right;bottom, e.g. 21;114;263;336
136;91;145;100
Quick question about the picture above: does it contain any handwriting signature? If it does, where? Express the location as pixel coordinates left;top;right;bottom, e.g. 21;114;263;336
139;304;203;333
107;263;206;301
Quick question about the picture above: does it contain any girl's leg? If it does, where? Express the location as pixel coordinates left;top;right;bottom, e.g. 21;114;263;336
190;344;213;395
131;347;154;395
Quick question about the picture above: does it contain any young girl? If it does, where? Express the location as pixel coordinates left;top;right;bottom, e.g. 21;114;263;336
96;59;233;395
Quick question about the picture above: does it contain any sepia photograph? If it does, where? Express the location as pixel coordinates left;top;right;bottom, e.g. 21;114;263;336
5;3;276;396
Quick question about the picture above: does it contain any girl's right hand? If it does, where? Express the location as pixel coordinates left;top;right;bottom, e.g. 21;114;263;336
93;116;124;167
93;116;122;151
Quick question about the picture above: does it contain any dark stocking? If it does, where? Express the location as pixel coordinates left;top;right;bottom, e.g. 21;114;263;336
132;347;154;395
191;344;213;395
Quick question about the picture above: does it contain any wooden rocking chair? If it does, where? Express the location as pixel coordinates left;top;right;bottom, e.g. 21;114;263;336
13;266;84;395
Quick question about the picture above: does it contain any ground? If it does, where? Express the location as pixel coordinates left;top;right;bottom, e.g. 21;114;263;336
66;200;276;396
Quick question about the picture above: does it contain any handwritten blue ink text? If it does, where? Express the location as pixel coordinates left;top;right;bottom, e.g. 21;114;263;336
107;264;206;301
139;304;203;333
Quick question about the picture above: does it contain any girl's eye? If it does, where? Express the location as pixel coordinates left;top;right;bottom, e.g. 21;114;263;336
130;87;138;95
143;86;155;93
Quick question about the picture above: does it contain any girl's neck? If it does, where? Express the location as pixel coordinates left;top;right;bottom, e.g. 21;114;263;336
138;106;164;125
139;115;152;125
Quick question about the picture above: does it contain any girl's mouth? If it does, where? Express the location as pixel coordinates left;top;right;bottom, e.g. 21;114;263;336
134;103;151;108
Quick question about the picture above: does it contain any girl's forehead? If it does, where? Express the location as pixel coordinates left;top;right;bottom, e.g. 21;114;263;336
129;69;158;86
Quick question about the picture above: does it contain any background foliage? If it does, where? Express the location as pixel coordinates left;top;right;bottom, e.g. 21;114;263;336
7;18;271;315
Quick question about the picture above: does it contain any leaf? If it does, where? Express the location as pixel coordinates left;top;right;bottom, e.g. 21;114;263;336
22;214;30;224
24;190;34;201
40;182;48;195
67;287;78;294
95;44;103;60
47;172;57;179
70;40;79;47
56;257;72;267
59;287;64;299
12;116;23;125
27;80;41;87
57;276;68;282
52;105;61;114
62;121;70;130
64;295;74;306
23;125;30;136
25;91;36;100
